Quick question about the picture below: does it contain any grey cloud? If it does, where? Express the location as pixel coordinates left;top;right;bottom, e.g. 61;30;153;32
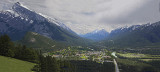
81;12;95;16
0;0;160;34
100;0;160;26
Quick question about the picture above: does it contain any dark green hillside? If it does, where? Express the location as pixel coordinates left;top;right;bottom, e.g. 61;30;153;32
18;32;67;52
18;32;92;52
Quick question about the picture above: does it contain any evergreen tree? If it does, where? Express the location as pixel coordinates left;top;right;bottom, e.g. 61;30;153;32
0;35;15;57
33;53;61;72
46;56;60;72
14;44;23;59
14;45;38;62
40;55;47;72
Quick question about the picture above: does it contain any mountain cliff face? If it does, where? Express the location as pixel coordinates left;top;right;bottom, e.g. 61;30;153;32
103;22;160;48
80;29;109;41
0;2;77;41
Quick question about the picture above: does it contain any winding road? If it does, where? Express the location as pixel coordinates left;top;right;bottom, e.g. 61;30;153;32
113;59;119;72
112;52;120;72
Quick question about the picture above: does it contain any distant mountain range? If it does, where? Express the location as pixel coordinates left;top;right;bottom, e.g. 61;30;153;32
102;22;160;48
0;2;91;50
80;29;109;41
1;2;160;50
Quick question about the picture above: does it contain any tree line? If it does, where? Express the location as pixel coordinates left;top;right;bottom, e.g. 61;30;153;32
32;55;75;72
0;34;38;62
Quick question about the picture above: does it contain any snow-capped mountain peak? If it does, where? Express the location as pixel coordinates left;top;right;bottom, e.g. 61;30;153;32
80;29;109;41
110;22;160;36
1;2;73;32
0;2;77;40
92;29;107;34
14;2;30;10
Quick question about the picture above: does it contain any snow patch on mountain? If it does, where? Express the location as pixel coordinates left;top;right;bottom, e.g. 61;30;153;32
110;22;160;35
18;2;29;10
0;2;73;32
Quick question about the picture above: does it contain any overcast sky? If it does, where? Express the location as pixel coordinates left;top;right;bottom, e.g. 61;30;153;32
0;0;160;34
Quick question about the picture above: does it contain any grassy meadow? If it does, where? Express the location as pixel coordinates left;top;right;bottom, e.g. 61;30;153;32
0;56;35;72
